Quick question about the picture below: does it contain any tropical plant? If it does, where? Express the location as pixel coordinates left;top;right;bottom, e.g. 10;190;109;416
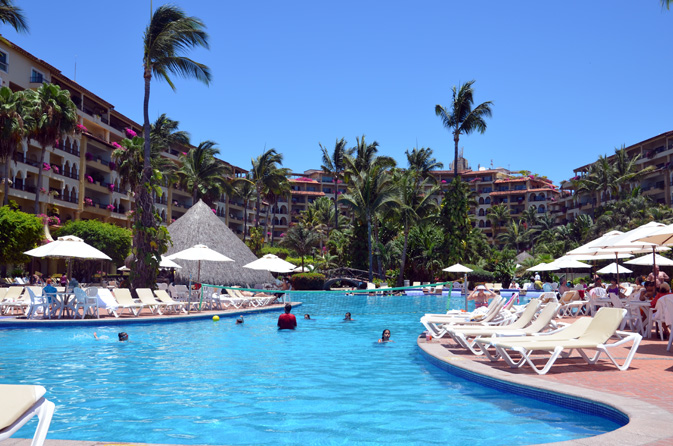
232;177;256;241
138;4;211;287
0;87;30;205
250;148;287;229
395;171;439;285
340;156;397;282
25;83;78;214
439;177;474;265
264;173;290;245
177;140;231;204
55;219;131;265
0;205;42;266
486;203;511;237
497;220;534;252
0;0;27;39
405;147;443;184
349;134;395;173
320;137;348;230
281;223;319;270
435;80;493;176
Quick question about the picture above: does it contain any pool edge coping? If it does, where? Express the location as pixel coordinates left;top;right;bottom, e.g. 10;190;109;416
417;337;673;446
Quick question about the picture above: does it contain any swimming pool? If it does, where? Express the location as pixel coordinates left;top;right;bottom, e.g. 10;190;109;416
5;293;621;445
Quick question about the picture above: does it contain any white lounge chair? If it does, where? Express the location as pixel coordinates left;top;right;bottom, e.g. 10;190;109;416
154;289;187;313
136;288;166;315
0;287;28;315
0;384;55;446
487;308;641;375
421;297;507;338
112;288;145;317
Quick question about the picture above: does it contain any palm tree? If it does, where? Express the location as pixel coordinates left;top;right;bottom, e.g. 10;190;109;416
320;137;347;230
232;177;256;241
0;0;28;37
405;147;443;183
612;145;654;198
395;171;439;285
663;0;671;9
0;87;29;205
521;205;539;230
25;83;78;214
497;220;534;252
150;113;190;153
340;157;397;282
281;222;319;270
486;203;511;237
177;140;231;204
264;174;290;245
138;5;211;287
435;80;493;177
350;134;396;172
250;148;286;229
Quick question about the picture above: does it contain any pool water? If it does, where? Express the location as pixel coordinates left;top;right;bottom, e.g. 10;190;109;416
4;293;621;445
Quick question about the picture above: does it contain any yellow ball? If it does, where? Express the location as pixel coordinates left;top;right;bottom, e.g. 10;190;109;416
212;315;220;321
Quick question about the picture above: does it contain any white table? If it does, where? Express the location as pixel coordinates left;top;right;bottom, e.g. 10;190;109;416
626;301;654;338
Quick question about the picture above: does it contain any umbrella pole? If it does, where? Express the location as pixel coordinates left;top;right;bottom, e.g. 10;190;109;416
464;273;469;312
198;260;204;311
187;272;192;315
615;252;619;284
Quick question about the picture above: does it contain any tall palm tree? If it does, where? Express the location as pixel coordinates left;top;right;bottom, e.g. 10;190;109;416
405;147;443;183
320;137;347;230
137;5;211;286
395;171;439;285
281;222;319;270
497;220;534;252
663;0;671;9
0;0;28;38
0;87;29;205
25;83;78;214
150;113;190;153
177;140;231;204
486;203;511;237
250;148;286;229
350;134;396;172
232;177;256;241
521;205;539;229
340;157;397;282
264;174;290;245
612;145;654;198
435;80;493;177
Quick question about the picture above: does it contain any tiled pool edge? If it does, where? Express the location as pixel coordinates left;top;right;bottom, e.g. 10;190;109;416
0;303;300;329
418;337;673;446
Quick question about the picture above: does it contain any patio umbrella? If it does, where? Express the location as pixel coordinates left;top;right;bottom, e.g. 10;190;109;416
159;256;182;270
596;262;632;275
527;262;557;272
292;264;314;273
24;235;112;280
243;254;296;273
443;263;473;308
625;253;673;266
166;244;234;312
117;265;130;271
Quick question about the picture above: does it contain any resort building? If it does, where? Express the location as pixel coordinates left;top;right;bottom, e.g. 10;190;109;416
0;39;267;239
556;130;673;224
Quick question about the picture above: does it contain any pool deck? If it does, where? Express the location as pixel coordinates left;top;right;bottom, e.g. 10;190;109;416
418;328;673;445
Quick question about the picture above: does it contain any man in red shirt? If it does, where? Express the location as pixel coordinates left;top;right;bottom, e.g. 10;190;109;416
277;303;297;330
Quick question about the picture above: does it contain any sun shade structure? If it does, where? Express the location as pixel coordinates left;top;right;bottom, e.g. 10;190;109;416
24;235;111;260
596;262;632;275
292;265;314;273
159;256;182;269
244;254;296;273
527;262;556;272
625;253;673;266
165;200;274;286
443;263;473;273
550;257;591;269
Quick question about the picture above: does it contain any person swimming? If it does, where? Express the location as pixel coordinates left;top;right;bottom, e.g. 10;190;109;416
93;332;129;342
344;312;353;321
378;329;392;343
304;314;311;319
236;316;244;324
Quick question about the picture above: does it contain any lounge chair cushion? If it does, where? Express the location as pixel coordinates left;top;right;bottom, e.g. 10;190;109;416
0;384;46;430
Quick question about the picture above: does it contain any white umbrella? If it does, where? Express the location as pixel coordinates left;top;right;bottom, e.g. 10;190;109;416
117;265;130;271
565;230;624;257
244;254;296;273
527;262;556;272
292;264;314;273
635;223;673;246
596;262;632;275
24;235;112;280
442;263;473;273
625;253;673;266
159;256;182;270
551;256;591;269
166;244;234;313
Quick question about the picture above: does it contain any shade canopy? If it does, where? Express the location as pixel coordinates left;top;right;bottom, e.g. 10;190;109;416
552;256;591;269
244;254;296;273
166;244;233;263
292;264;314;273
443;263;473;273
159;256;182;270
585;222;669;254
596;262;632;275
635;224;673;246
24;235;111;261
565;230;624;257
625;253;673;266
117;265;130;271
527;262;556;272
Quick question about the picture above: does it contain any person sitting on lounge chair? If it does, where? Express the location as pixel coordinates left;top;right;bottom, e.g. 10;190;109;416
467;285;496;308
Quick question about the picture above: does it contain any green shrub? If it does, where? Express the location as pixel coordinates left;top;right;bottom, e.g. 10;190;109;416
260;246;290;259
286;256;315;268
290;272;325;290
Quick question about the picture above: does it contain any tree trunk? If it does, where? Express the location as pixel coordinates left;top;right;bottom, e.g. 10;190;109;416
143;71;152;171
264;202;271;243
367;213;373;283
3;150;12;206
334;174;339;230
372;218;383;279
243;198;248;241
453;132;460;178
34;143;47;214
255;188;261;228
398;225;409;286
270;200;276;246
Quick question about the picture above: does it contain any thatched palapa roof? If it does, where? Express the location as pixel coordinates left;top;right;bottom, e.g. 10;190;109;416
166;200;274;286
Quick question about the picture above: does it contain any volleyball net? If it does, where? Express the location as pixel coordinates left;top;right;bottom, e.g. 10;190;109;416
199;281;470;316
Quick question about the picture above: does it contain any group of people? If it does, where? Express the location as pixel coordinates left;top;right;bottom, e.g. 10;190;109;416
276;304;393;342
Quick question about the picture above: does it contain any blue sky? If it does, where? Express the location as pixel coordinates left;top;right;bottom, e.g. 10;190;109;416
3;1;673;183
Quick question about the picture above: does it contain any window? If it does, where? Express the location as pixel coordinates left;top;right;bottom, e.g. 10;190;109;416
0;50;7;72
30;68;44;83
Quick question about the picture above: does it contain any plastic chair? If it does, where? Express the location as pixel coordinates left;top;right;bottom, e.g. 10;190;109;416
85;287;100;318
26;288;49;319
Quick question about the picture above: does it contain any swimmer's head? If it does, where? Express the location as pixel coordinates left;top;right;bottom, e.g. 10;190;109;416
236;316;244;324
344;312;351;320
382;329;391;340
118;332;129;342
304;314;310;319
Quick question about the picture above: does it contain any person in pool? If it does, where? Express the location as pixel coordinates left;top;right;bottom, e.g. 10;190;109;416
378;329;392;343
277;303;297;330
344;312;353;321
467;285;496;308
236;316;244;324
304;314;311;319
93;332;129;342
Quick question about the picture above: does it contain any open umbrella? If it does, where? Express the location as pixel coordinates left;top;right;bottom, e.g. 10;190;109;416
596;262;632;275
292;264;314;273
24;235;112;280
159;256;182;270
244;254;296;273
625;253;673;266
166;244;234;312
443;263;473;308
